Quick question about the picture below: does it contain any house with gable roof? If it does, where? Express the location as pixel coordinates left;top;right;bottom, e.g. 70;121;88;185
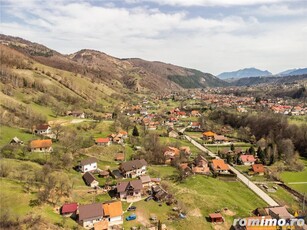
119;159;147;178
116;180;143;201
79;157;98;173
30;139;53;152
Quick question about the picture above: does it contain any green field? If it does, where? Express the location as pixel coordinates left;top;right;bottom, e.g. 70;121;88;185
280;158;307;194
288;115;307;126
0;125;34;147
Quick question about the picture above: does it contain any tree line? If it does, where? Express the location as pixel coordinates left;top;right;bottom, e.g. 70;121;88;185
208;110;307;168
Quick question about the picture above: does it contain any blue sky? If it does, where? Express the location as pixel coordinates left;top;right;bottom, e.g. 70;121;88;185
1;0;307;75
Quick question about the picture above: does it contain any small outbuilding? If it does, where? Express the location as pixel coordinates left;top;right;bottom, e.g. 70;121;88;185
209;213;224;223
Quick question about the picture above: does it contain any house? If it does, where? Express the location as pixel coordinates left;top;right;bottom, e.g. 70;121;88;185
109;134;124;145
202;131;216;141
190;122;201;129
99;170;110;178
152;185;168;201
116;180;143;201
95;138;111;146
30;139;53;152
209;213;224;223
10;137;23;145
119;131;128;139
102;201;123;226
190;110;201;117
83;172;99;188
78;203;103;229
140;110;148;115
80;157;98;173
213;135;228;144
119;159;147;178
139;175;151;188
93;220;108;230
211;159;230;174
192;154;210;175
61;203;78;218
240;155;256;166
251;164;265;175
114;152;125;161
180;146;191;156
179;163;192;175
265;206;293;220
164;147;180;158
67;111;85;118
34;124;52;135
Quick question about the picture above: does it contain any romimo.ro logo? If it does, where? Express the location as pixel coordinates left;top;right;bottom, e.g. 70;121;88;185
233;217;305;227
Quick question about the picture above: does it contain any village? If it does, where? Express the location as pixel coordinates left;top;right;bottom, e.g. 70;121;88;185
2;90;306;230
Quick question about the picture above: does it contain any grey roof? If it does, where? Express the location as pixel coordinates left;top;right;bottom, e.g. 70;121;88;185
10;137;23;144
80;157;97;166
78;203;103;221
120;159;147;172
116;180;143;193
139;175;151;184
82;172;97;186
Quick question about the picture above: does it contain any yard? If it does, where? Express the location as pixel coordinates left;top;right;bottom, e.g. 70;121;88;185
0;125;35;147
280;158;307;194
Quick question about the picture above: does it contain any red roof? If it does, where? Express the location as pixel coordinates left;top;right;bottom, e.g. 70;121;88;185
95;138;110;143
240;155;256;163
209;213;223;219
252;164;265;173
62;203;78;214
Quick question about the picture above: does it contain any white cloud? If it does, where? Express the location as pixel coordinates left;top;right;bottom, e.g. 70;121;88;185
125;0;291;7
249;4;307;16
1;0;307;74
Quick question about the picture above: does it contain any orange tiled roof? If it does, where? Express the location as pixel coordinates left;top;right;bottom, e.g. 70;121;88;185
30;139;52;149
252;164;265;173
94;220;108;230
103;201;123;218
119;131;127;135
203;131;216;137
212;159;229;171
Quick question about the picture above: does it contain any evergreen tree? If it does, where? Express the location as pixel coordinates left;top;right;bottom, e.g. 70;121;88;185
132;126;139;137
257;146;265;164
249;146;255;155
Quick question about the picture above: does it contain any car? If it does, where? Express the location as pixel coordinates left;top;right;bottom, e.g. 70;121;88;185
145;196;153;202
126;214;137;221
127;206;136;211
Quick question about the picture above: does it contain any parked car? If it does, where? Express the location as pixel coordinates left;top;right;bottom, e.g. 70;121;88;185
127;206;136;211
145;196;153;202
126;214;137;221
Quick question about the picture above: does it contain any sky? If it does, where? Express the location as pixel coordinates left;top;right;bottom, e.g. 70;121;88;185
1;0;307;75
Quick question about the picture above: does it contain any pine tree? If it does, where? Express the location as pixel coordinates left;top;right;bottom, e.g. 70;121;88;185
132;126;139;137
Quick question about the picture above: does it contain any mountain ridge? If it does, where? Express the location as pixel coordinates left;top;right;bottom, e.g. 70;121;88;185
0;34;227;90
218;67;272;79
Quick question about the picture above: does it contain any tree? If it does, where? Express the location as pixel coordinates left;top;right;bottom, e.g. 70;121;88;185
257;147;265;164
248;146;255;155
230;144;235;151
53;123;64;141
132;126;139;137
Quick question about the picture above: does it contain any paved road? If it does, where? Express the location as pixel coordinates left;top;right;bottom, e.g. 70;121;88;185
184;135;279;206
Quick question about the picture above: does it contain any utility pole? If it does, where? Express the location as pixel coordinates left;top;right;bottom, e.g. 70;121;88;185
303;193;305;212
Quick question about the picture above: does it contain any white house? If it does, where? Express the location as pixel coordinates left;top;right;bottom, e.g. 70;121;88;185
34;124;52;135
78;203;103;229
102;201;123;226
80;157;98;173
119;159;147;178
